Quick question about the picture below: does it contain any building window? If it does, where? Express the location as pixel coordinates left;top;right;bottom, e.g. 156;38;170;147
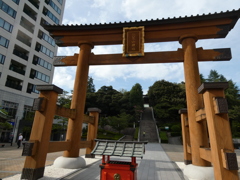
45;0;61;14
23;105;34;119
32;85;39;94
1;100;18;119
0;0;17;18
0;17;13;32
26;83;39;94
30;69;50;83
57;0;63;5
40;18;50;26
35;71;50;83
0;53;6;64
35;43;54;58
38;30;55;47
0;35;9;48
12;0;19;5
5;76;23;91
43;7;59;24
32;55;52;71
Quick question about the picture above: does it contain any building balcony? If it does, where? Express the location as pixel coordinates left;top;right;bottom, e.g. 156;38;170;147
13;49;28;61
13;46;29;61
16;36;31;47
9;65;25;75
5;79;22;91
20;17;35;33
29;0;40;9
23;4;37;21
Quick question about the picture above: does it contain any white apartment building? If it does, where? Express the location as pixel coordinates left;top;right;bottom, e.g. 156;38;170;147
0;0;65;142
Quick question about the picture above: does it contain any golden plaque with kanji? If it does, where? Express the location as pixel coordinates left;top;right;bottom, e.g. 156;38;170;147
123;26;144;57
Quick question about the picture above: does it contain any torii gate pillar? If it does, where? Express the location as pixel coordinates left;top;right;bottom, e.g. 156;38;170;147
179;35;211;167
64;42;94;157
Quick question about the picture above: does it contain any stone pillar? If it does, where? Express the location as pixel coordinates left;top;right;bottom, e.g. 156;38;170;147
179;35;210;166
64;42;94;157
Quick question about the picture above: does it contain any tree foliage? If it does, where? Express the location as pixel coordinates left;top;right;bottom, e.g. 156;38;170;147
0;122;12;130
130;83;144;108
202;70;240;123
108;113;131;133
148;80;186;123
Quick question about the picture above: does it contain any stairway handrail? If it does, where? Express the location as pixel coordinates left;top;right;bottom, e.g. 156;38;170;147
151;107;161;143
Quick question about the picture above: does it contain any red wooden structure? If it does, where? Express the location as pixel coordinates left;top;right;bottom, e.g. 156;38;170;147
91;140;147;180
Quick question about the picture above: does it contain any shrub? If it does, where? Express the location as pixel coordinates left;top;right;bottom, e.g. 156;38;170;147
134;127;139;140
159;131;168;143
171;124;181;132
170;132;182;137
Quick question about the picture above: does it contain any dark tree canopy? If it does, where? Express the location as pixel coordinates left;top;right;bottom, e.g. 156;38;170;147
87;76;95;93
202;70;240;123
148;80;186;123
129;83;144;108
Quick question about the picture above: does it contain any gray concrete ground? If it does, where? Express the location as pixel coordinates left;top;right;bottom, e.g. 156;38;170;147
0;143;86;179
62;143;184;180
1;142;240;179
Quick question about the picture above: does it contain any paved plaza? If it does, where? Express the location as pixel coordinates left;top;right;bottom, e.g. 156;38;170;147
0;142;240;179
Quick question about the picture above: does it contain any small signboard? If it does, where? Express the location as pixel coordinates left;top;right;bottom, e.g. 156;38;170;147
123;26;144;57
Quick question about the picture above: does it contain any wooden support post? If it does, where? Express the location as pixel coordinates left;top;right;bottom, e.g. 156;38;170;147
85;108;101;158
21;85;63;180
179;35;210;166
64;42;93;157
199;82;239;180
179;109;192;165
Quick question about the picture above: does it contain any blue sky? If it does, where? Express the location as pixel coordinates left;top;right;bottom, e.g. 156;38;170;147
53;0;240;94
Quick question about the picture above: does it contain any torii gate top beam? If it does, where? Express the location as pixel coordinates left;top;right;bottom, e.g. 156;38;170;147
44;9;240;46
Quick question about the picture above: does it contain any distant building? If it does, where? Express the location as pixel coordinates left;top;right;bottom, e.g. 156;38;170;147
0;0;66;142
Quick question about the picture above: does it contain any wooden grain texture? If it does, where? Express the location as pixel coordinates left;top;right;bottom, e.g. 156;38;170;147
86;110;100;155
181;36;210;166
53;48;231;66
180;113;192;164
203;89;239;179
199;148;212;162
46;17;235;46
48;141;71;153
63;43;93;158
195;108;206;122
55;105;76;119
23;90;59;169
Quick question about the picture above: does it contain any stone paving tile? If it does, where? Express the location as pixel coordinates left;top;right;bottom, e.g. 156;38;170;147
0;144;86;179
62;143;184;180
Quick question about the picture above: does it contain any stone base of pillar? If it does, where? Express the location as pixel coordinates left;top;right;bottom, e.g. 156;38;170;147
183;164;214;180
53;156;86;169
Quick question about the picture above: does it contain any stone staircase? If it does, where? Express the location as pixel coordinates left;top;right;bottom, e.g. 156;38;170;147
139;107;159;142
119;135;134;141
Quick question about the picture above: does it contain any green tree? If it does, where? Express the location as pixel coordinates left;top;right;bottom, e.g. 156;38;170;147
130;83;144;108
0;122;12;130
109;113;130;133
206;70;227;82
57;90;72;108
202;70;240;125
148;80;186;123
95;86;122;116
87;76;95;93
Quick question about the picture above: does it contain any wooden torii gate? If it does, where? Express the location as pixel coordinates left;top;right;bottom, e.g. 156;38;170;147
23;9;240;180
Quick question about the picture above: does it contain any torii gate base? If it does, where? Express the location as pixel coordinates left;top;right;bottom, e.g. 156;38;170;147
184;165;214;180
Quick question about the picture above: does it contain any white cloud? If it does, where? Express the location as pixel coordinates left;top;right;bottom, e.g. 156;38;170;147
53;67;76;92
